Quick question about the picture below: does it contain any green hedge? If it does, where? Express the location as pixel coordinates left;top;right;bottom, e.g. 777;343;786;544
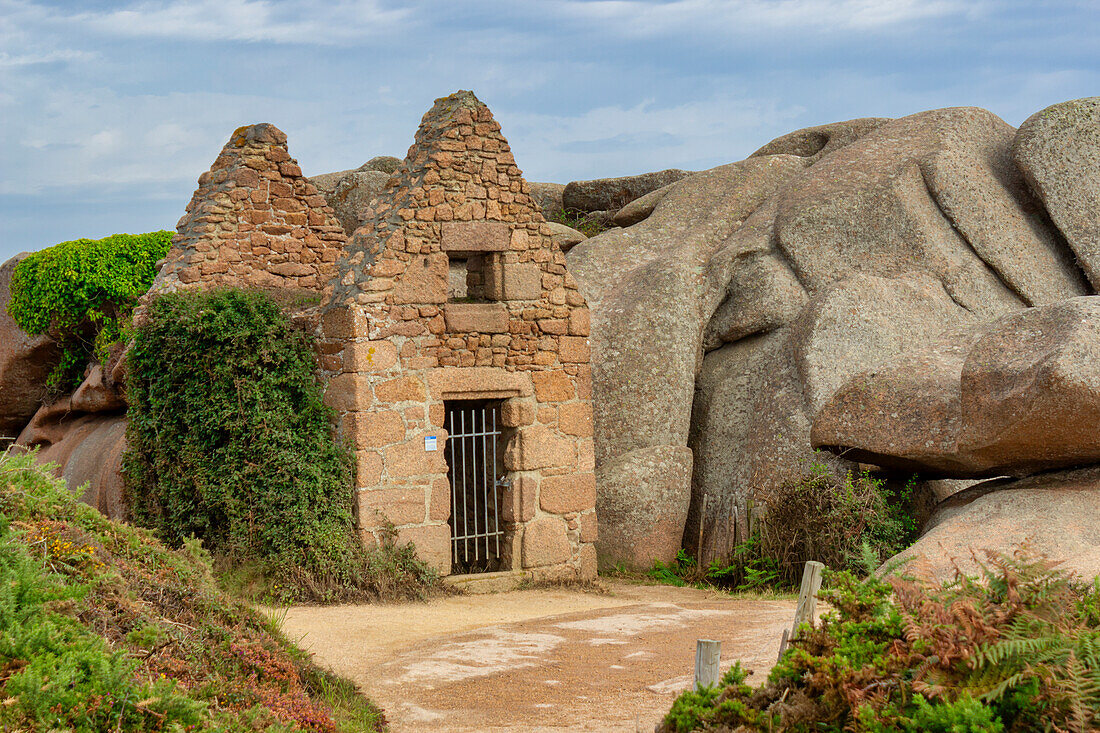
6;230;172;389
122;288;441;602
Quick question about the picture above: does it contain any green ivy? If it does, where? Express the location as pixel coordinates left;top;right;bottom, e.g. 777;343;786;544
122;288;441;602
6;230;172;390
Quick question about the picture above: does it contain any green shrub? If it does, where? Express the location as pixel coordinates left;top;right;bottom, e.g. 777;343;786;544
659;551;1100;732
6;230;172;390
123;288;441;602
651;464;916;593
0;449;385;731
547;209;615;237
753;465;917;585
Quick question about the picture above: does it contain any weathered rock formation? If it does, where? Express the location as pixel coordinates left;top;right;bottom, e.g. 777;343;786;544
569;106;1093;569
309;156;403;236
310;169;390;237
1014;97;1100;288
815;297;1100;478
749;117;892;161
563;169;692;217
14;365;127;519
545;222;587;252
569;156;808;566
528;182;566;220
0;253;61;442
890;466;1100;582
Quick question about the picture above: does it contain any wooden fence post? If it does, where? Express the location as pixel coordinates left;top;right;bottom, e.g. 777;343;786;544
696;494;708;560
790;560;824;641
694;639;721;690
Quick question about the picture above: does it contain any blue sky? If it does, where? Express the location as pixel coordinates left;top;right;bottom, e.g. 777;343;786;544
1;0;1097;262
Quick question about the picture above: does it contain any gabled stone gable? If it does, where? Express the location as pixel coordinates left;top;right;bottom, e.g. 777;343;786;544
149;123;347;296
320;91;596;580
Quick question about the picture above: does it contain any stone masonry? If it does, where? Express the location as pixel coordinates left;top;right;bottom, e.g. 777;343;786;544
320;91;597;579
148;123;347;296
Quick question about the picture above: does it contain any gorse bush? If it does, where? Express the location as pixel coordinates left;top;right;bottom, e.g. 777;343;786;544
660;550;1100;732
652;464;916;592
754;465;918;585
0;449;385;731
123;288;442;602
547;209;615;237
6;230;172;391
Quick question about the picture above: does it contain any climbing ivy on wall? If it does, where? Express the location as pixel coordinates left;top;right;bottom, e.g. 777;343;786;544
6;231;172;390
122;289;440;602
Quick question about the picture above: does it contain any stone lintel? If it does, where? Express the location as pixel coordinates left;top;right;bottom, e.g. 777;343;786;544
427;366;532;400
441;221;510;252
443;302;509;333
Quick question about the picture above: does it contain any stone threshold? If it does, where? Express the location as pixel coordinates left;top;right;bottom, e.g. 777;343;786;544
443;570;528;594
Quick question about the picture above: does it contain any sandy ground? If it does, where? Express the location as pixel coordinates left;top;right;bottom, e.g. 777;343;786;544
278;581;796;732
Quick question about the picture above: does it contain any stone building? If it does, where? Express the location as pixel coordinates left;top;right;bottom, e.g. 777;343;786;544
320;91;597;579
148;123;347;296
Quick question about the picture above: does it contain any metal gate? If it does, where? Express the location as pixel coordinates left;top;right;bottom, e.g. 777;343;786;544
446;402;506;573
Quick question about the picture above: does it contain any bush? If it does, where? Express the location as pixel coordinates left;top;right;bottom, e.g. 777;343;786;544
754;465;918;585
0;449;385;731
651;463;917;592
658;550;1100;732
6;230;172;391
123;288;442;602
547;209;615;237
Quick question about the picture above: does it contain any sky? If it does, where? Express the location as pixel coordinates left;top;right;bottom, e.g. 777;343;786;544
1;0;1098;262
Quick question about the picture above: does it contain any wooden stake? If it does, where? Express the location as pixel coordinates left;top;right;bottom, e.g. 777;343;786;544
790;561;824;641
694;639;721;691
696;494;708;560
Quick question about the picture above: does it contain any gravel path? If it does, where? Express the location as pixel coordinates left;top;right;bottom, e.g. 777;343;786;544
278;581;796;732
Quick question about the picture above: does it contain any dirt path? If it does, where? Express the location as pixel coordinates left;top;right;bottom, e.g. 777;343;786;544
279;581;795;732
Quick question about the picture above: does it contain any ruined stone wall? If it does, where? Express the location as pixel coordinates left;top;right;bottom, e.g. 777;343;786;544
320;91;596;579
149;124;347;296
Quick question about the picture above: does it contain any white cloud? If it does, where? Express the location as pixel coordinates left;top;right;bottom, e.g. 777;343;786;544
504;95;807;181
551;0;979;36
0;88;286;194
65;0;412;45
0;49;95;68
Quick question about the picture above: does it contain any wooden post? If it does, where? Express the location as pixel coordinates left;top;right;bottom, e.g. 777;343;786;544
696;494;708;560
776;628;790;663
790;561;824;641
694;639;721;690
732;504;739;547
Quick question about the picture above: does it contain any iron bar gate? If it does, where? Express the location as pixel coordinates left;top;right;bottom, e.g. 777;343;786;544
446;402;505;573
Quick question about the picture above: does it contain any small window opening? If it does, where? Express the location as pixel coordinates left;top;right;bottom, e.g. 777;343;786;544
448;257;470;300
447;253;500;303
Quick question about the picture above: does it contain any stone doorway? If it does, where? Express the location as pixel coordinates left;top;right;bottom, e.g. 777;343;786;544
445;399;510;574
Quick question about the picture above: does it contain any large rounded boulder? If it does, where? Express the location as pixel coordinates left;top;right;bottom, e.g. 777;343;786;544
0;253;62;442
573;105;1090;568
